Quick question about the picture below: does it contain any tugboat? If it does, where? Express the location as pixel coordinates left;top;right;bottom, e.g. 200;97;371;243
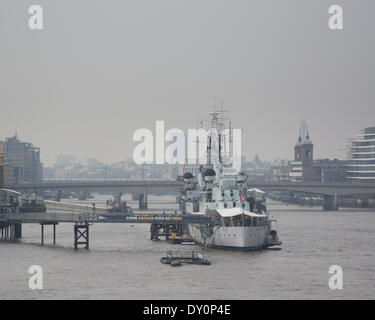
179;111;282;250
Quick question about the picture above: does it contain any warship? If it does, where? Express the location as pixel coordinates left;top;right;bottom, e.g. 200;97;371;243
179;111;281;250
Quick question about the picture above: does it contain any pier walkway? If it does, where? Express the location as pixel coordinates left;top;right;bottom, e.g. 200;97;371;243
0;200;212;249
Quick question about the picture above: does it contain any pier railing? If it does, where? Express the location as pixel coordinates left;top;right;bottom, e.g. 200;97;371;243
1;211;97;223
1;210;213;224
44;200;110;215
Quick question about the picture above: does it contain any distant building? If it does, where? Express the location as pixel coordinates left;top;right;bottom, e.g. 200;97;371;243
252;154;262;169
242;156;272;182
56;155;76;168
2;135;42;185
42;166;55;180
346;127;375;181
290;120;313;182
311;159;347;183
269;159;291;182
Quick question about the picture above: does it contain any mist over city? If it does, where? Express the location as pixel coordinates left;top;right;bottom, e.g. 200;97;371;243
1;0;374;304
1;1;374;166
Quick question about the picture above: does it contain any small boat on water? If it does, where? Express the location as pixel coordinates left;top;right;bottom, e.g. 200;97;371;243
160;251;211;266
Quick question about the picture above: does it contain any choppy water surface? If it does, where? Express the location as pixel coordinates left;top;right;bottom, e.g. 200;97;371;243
1;196;374;299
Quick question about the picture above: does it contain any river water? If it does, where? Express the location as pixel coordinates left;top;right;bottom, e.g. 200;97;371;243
1;195;374;300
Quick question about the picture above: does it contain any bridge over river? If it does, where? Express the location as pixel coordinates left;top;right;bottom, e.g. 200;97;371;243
6;180;375;211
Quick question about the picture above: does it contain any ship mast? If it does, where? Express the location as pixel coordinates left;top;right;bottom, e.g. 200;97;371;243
208;103;230;167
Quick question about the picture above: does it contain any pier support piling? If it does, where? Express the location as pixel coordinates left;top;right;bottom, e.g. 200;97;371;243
53;224;56;245
323;195;338;211
41;223;44;245
14;223;22;239
139;193;148;210
150;222;183;241
0;223;8;239
40;222;58;245
150;223;160;241
74;222;89;249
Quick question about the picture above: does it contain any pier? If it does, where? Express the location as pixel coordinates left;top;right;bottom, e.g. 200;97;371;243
0;200;212;249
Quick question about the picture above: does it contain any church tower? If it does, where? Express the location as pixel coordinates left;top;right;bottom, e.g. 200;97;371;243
294;120;313;182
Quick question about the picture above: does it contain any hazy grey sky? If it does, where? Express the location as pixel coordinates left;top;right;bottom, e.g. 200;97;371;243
1;0;374;166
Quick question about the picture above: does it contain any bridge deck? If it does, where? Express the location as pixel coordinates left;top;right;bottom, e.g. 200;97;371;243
6;180;375;197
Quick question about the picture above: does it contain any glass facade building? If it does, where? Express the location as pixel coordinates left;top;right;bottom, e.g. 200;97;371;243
2;135;42;185
346;127;375;181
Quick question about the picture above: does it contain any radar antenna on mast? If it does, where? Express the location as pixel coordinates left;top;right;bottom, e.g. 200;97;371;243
208;100;234;163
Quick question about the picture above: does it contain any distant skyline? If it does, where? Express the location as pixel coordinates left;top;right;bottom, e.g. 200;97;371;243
1;1;374;166
0;118;358;167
